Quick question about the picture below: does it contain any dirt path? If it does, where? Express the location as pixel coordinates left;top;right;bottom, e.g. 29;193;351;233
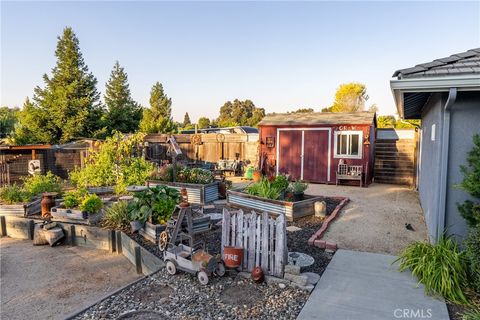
306;183;428;255
0;237;141;320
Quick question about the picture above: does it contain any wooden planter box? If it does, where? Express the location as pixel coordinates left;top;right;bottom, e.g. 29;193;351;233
227;189;324;221
147;181;219;204
0;198;42;217
51;207;87;220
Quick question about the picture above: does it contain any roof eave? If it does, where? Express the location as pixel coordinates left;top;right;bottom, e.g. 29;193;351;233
390;75;480;118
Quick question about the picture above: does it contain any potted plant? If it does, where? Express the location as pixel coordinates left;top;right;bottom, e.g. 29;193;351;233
289;181;309;201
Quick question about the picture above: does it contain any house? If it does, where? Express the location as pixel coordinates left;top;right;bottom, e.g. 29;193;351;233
391;48;480;242
257;112;376;185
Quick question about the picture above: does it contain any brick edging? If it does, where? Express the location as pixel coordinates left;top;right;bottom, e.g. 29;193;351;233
307;197;350;251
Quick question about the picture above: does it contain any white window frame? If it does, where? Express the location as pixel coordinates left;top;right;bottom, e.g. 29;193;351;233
333;130;363;159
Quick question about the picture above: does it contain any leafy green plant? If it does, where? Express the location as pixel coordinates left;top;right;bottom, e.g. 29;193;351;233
128;185;180;224
63;188;88;209
69;132;154;194
461;308;480;320
80;194;103;214
153;164;215;185
22;172;62;196
395;236;468;304
464;226;480;293
271;174;289;191
103;201;130;228
0;184;31;204
290;180;309;194
246;178;282;200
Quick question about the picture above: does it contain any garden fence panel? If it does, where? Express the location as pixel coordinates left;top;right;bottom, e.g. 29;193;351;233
221;208;286;278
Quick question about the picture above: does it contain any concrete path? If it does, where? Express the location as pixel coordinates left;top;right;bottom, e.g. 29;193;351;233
0;237;141;320
306;183;428;255
298;250;449;320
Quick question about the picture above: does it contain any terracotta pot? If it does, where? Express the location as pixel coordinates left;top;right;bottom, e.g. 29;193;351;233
223;246;243;268
251;266;264;283
41;192;57;219
252;171;262;182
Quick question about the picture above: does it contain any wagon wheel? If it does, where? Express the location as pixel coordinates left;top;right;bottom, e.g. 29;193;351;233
166;260;177;275
197;270;209;285
216;133;225;142
215;262;226;277
158;231;169;251
191;134;202;145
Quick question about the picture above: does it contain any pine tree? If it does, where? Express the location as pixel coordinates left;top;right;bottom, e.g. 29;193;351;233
139;82;176;133
183;112;191;127
15;27;103;144
104;61;142;134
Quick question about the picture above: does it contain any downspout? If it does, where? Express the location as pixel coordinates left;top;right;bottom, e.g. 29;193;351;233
437;87;457;241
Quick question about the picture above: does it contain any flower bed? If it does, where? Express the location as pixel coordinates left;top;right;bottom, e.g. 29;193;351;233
227;189;324;221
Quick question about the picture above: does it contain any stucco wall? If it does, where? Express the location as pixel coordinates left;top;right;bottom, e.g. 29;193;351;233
446;91;480;242
418;93;444;241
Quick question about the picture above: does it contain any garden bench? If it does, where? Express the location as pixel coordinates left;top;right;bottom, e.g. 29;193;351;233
336;163;363;187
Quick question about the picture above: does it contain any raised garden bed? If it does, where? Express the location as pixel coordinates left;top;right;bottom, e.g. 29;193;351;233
0;198;42;217
147;180;219;204
227;189;324;221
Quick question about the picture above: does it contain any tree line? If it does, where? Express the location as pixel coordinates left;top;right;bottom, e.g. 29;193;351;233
1;27;417;145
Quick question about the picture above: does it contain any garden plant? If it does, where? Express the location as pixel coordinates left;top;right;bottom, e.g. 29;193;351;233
0;172;62;204
128;185;180;225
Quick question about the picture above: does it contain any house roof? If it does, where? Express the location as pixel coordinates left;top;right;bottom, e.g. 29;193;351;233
393;48;480;79
258;112;376;126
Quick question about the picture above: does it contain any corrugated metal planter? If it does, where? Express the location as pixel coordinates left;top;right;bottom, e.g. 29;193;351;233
140;221;166;243
147;181;219;204
227;190;323;221
0;198;42;217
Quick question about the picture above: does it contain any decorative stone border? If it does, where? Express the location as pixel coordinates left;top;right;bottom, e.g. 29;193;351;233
307;197;350;252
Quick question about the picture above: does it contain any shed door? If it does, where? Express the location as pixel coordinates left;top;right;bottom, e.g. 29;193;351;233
278;131;302;179
303;130;329;182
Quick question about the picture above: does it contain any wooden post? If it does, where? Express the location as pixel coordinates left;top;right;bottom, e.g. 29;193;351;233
110;230;116;253
0;216;6;236
116;231;122;255
26;220;34;240
32;149;36;160
134;246;142;274
70;225;76;246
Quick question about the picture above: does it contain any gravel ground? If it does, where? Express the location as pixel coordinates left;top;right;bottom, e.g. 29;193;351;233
287;197;340;274
75;269;309;320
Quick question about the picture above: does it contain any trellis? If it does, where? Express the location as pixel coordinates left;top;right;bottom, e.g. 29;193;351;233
221;208;287;278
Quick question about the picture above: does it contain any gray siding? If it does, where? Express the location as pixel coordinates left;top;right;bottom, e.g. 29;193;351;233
418;91;480;242
418;93;444;241
446;91;480;241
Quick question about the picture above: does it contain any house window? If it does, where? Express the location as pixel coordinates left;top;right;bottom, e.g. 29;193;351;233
334;131;363;159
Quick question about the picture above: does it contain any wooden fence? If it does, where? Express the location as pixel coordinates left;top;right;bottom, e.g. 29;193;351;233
374;129;419;186
221;208;286;278
144;133;259;166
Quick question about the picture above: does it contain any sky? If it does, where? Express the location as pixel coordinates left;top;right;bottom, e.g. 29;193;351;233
1;1;479;122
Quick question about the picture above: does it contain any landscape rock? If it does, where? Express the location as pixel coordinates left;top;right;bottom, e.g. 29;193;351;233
284;264;301;275
284;273;308;286
302;272;321;285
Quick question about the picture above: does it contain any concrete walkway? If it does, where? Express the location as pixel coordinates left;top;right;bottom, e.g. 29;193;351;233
306;183;428;255
298;250;449;320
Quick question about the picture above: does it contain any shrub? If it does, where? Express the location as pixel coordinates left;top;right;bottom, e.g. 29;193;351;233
69;132;154;194
395;236;468;304
103;201;130;228
153;165;215;185
63;192;80;209
0;184;31;204
80;194;103;214
128;186;180;224
462;309;480;320
290;180;309;194
246;178;282;200
271;174;289;191
464;226;480;293
22;172;62;196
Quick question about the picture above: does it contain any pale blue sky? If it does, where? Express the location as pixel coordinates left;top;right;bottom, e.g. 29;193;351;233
1;1;479;122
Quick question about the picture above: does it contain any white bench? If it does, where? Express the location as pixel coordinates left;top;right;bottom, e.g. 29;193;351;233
336;164;363;187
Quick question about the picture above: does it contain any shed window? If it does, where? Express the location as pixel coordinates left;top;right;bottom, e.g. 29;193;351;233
334;131;363;159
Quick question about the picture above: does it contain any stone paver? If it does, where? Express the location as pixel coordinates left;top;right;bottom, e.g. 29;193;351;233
298;250;449;320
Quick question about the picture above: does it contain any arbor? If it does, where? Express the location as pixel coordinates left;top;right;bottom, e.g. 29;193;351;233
217;99;265;127
139;82;176;134
197;117;211;129
15;27;103;144
104;61;142;134
331;82;368;112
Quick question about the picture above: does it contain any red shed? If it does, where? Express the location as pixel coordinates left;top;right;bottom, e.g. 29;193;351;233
258;112;376;185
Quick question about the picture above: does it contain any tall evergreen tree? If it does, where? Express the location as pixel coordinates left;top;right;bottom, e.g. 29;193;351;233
183;112;191;127
104;61;142;134
15;27;103;144
139;82;176;133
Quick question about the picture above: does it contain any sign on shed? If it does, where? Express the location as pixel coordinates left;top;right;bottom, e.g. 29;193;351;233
28;160;41;175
